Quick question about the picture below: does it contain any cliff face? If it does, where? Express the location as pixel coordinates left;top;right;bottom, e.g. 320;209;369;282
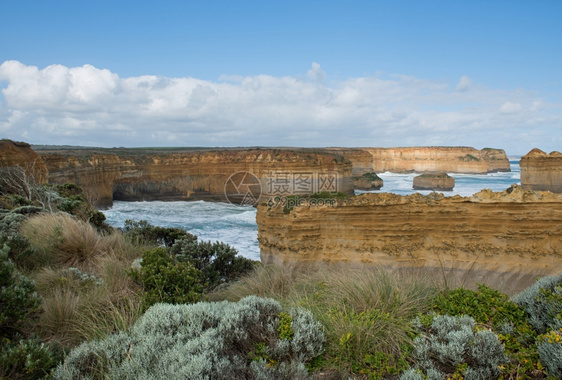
0;139;48;183
257;186;562;286
520;148;562;193
39;149;353;208
324;148;376;176
362;147;509;174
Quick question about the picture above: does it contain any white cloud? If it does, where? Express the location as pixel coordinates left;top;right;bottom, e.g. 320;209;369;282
499;101;522;114
0;60;560;153
307;62;326;82
456;76;472;92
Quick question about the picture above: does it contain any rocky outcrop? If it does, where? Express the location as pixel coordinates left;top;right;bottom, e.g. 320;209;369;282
257;185;562;288
0;139;48;183
520;148;562;193
353;172;383;190
413;172;454;191
361;147;509;174
38;148;354;208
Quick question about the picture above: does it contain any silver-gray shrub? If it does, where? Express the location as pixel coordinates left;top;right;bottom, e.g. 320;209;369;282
537;329;562;379
54;295;325;379
403;314;507;380
512;272;562;334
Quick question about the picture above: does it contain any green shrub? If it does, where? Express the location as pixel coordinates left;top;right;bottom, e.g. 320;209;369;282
170;239;256;290
432;284;527;328
0;210;34;265
54;296;325;379
122;219;196;247
512;273;562;334
0;245;41;339
407;314;507;380
57;195;84;214
537;328;562;378
130;247;203;308
432;284;544;379
0;245;63;379
0;336;63;380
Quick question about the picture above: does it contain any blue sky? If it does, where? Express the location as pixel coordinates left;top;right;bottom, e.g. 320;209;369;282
1;0;561;154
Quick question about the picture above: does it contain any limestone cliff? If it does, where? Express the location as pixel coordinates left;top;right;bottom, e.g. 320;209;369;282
361;146;509;174
413;172;454;191
520;148;562;193
38;148;354;208
0;139;48;183
257;185;562;286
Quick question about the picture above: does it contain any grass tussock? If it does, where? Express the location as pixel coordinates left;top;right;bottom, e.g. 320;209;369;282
21;213;105;270
21;213;146;346
21;212;143;272
211;264;439;373
33;263;143;346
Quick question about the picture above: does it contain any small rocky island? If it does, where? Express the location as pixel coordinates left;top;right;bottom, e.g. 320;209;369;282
413;172;455;191
353;172;383;190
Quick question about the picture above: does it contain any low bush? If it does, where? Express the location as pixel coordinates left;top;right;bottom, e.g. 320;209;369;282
0;336;63;380
0;210;34;265
406;314;507;380
512;273;562;334
122;219;196;247
0;245;41;339
170;238;256;290
129;247;203;308
537;328;562;378
432;284;544;378
1;244;63;378
53;296;325;379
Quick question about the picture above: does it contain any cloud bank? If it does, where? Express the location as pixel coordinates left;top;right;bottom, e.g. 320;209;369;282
0;60;560;153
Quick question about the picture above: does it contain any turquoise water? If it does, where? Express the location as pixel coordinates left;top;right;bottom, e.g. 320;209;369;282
103;160;521;261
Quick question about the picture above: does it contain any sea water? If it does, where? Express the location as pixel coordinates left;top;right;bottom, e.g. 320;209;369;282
103;159;521;261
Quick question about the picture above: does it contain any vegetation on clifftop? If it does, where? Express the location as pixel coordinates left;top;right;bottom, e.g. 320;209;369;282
1;170;561;379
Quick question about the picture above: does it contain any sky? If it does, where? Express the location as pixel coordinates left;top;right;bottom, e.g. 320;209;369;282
0;1;561;155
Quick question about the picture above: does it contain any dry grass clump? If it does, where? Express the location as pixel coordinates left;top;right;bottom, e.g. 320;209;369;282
33;262;143;346
20;212;142;272
21;213;104;270
21;212;146;346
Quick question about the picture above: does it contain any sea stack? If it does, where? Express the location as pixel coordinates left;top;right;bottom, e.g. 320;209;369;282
413;172;454;191
520;148;562;193
353;172;383;190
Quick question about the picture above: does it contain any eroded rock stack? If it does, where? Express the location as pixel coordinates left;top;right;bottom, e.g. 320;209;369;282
520;148;562;193
413;172;454;191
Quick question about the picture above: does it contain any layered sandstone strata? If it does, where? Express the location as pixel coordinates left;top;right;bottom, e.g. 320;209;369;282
38;148;353;208
0;139;48;183
257;185;562;287
361;147;509;174
413;172;454;191
520;148;562;193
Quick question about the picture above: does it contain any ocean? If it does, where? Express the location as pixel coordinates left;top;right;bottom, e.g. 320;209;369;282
103;159;521;261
